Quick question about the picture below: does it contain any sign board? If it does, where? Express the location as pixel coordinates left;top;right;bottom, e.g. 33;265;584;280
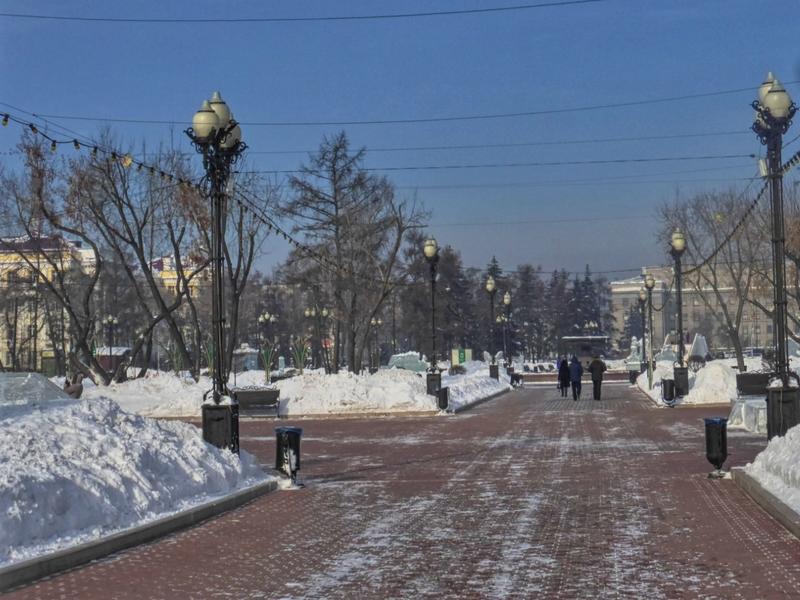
450;348;473;365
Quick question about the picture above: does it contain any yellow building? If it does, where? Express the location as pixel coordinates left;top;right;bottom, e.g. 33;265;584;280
0;235;94;373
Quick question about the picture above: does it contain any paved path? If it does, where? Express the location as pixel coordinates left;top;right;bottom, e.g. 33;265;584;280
7;384;800;599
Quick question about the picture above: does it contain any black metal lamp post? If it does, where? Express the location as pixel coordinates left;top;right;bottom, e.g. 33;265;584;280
502;291;512;369
670;229;689;396
423;238;441;394
304;307;318;369
523;321;530;362
753;72;799;438
486;275;498;379
103;315;118;350
186;91;246;454
369;316;382;373
320;307;331;373
638;289;647;376
644;273;656;391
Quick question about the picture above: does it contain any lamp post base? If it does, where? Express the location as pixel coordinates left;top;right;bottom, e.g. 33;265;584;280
673;366;689;396
767;387;800;440
202;402;240;454
489;364;499;380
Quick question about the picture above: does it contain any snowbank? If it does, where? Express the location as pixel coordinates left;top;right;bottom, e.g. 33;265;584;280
744;424;800;514
0;397;269;566
65;363;511;417
636;361;738;407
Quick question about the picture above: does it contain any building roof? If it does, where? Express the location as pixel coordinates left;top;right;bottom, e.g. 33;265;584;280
0;234;73;254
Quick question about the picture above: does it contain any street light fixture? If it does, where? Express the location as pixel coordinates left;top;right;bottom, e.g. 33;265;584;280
670;229;689;396
485;275;498;379
187;90;246;454
752;72;798;438
103;315;119;350
423;238;441;394
644;273;656;390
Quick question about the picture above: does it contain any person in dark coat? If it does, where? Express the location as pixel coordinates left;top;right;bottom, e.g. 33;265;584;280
588;356;608;401
568;356;583;401
557;357;570;397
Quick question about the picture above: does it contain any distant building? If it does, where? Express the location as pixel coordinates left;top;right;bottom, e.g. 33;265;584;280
0;235;96;372
610;265;778;354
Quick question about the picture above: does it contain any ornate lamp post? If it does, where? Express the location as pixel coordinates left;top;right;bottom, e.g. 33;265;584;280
186;91;246;453
369;316;383;373
644;274;656;390
502;291;512;371
486;275;499;379
638;289;647;376
753;72;799;438
423;238;441;394
670;229;689;396
103;315;119;350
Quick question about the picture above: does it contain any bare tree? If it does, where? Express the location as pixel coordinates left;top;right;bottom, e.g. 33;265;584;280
660;188;765;370
280;132;425;372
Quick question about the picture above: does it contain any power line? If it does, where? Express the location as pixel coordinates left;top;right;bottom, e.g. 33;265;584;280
11;81;799;128
246;130;752;155
0;1;604;24
243;154;754;175
430;215;654;228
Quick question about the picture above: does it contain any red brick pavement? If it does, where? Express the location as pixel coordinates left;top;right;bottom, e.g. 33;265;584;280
5;384;800;599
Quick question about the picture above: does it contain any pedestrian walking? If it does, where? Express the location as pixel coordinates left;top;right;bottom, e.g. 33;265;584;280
588;356;608;401
558;356;570;397
569;355;583;401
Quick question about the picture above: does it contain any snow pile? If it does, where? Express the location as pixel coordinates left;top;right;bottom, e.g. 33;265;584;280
637;361;737;407
276;368;434;414
62;363;511;417
745;424;800;514
441;360;512;410
68;370;206;417
635;361;674;404
0;397;269;566
683;362;737;405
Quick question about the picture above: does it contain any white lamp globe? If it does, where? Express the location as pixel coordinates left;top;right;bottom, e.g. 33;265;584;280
192;100;219;139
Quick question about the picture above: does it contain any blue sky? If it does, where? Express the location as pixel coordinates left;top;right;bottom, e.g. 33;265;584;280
1;0;799;279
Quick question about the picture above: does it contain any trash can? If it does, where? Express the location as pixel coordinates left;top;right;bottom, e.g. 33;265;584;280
437;386;449;411
704;417;727;472
275;426;303;482
661;379;676;404
426;372;442;396
674;366;689;397
628;370;639;384
202;403;240;454
489;364;499;380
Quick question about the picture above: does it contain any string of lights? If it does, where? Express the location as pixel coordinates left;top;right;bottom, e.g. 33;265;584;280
681;148;800;277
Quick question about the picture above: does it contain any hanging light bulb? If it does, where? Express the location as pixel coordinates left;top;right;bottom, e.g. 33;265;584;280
73;139;80;150
2;114;8;126
29;123;38;134
50;140;57;153
92;146;98;157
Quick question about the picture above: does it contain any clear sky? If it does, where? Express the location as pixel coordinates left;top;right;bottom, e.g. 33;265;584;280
1;1;799;280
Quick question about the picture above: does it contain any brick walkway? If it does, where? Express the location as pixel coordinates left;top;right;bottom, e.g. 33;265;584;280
7;384;800;599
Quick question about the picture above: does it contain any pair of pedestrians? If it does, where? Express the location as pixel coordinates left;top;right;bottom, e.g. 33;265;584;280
557;355;607;400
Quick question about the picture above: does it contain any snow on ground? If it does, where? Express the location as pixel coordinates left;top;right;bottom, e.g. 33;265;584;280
0;392;270;567
61;362;511;418
745;423;800;514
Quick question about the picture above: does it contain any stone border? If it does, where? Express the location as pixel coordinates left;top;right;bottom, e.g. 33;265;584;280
731;467;800;540
0;478;279;593
450;388;512;414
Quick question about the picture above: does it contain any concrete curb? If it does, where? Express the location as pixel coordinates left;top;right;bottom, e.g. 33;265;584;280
0;478;279;593
731;467;800;540
450;388;512;414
